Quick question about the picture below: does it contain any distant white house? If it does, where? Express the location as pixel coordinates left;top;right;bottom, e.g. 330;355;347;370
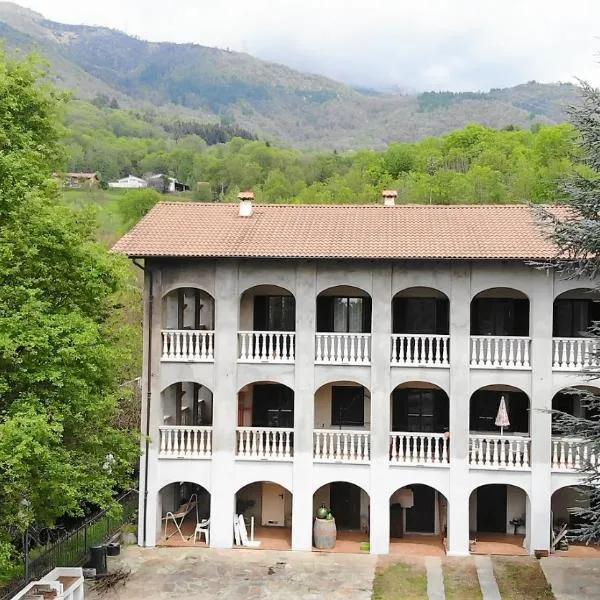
146;174;190;193
108;175;148;189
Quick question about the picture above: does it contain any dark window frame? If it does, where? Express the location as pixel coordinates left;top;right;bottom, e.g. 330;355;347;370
331;385;365;427
253;295;296;331
317;296;372;333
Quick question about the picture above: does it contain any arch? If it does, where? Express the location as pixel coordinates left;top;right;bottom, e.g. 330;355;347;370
312;473;370;495
316;280;372;297
237;373;294;392
390;381;449;434
316;286;372;336
238;381;294;428
554;284;600;301
161;283;214;300
160;381;214;426
470;287;530;336
162;286;215;330
238;284;296;330
552;385;600;416
550;484;597;539
470;285;530;302
470;384;530;434
314;380;371;432
157;478;212;495
553;287;600;338
161;377;213;394
391;287;450;336
234;479;292;496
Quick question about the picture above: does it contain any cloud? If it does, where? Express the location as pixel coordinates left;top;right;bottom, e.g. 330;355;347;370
16;0;600;90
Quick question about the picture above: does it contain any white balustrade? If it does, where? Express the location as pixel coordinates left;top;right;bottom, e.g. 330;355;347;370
551;437;597;471
552;338;600;371
238;331;295;363
389;432;449;466
315;333;371;364
470;336;531;369
159;426;212;458
236;427;294;460
390;334;450;367
161;330;214;362
469;434;531;469
313;429;370;463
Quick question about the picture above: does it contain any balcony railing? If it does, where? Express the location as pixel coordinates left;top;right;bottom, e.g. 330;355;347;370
236;427;294;460
389;432;449;466
469;434;531;470
238;331;295;363
315;333;371;365
470;335;531;369
158;426;212;458
313;429;370;463
552;338;600;371
552;437;597;471
161;330;214;362
390;334;450;367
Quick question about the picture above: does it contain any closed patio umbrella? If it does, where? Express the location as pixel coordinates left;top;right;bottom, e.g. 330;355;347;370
495;395;510;436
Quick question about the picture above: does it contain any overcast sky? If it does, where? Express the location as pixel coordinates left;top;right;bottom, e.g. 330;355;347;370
16;0;600;91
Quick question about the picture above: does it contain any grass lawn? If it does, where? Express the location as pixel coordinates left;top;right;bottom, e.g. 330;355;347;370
371;558;428;600
492;557;555;600
443;557;482;600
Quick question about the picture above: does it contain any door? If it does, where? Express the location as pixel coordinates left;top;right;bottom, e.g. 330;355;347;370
330;483;361;530
405;485;436;533
476;485;507;533
261;483;285;526
392;389;449;433
252;384;294;427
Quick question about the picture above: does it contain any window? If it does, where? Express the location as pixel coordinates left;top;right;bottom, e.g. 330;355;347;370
469;391;529;433
392;389;449;432
331;386;365;427
471;299;529;336
253;296;295;331
392;297;449;334
317;296;371;333
553;299;600;337
252;384;294;427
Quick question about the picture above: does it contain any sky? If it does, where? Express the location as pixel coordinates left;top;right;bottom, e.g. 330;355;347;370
15;0;600;91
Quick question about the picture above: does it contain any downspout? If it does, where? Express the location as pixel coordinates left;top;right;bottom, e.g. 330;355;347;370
133;258;152;547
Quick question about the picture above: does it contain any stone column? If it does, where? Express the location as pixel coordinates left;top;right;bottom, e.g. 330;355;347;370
369;263;392;554
447;263;472;555
292;262;317;550
209;261;239;548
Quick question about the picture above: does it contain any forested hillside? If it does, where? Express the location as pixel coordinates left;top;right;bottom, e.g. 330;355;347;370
0;2;580;148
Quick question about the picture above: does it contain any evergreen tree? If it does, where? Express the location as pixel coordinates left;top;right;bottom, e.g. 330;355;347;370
535;81;600;543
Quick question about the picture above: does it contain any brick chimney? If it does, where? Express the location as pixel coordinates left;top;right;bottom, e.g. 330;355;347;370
382;189;397;206
238;190;254;217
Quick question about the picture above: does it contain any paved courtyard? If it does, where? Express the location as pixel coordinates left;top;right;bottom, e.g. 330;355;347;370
541;557;600;600
85;546;378;600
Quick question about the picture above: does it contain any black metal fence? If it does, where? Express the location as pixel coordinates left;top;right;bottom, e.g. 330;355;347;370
0;490;138;600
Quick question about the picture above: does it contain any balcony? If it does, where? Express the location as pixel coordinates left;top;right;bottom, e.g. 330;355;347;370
238;331;295;363
315;333;371;365
551;437;597;471
158;425;212;458
236;426;294;461
389;432;449;466
161;330;214;362
470;335;531;369
390;334;450;368
469;434;531;470
552;338;600;371
313;429;370;463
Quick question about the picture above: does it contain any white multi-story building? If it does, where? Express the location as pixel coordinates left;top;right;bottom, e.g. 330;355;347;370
113;191;599;556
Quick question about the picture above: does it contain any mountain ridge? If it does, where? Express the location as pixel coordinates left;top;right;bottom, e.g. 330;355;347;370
0;2;580;148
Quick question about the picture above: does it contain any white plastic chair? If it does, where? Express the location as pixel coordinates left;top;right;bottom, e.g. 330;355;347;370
237;514;260;547
193;518;210;544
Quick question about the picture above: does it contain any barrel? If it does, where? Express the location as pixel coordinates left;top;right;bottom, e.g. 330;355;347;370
313;517;336;549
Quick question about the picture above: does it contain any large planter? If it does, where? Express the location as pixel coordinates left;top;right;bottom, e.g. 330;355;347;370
313;517;336;549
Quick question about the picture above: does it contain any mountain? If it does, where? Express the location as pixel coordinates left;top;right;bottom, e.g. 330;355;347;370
0;2;580;148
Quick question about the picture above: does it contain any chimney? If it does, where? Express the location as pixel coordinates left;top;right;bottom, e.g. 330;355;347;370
238;190;254;217
382;189;397;206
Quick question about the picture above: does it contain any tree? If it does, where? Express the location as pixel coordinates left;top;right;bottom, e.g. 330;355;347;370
117;188;164;231
535;81;600;543
0;52;138;578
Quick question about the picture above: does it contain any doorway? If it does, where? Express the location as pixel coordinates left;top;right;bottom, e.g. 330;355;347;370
477;485;507;533
405;485;436;533
330;482;361;530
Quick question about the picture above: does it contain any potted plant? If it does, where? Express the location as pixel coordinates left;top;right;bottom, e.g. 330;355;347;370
313;505;336;549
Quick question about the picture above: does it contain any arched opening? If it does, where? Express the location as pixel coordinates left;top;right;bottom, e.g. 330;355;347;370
553;289;600;369
316;286;372;364
389;485;447;555
237;382;294;460
160;383;213;458
390;383;449;465
314;382;370;463
235;482;292;550
157;482;211;547
161;287;215;361
238;285;296;362
469;484;529;555
313;482;369;552
391;287;450;366
551;485;600;554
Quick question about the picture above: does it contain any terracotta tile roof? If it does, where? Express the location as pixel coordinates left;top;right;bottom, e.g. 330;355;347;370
111;202;561;260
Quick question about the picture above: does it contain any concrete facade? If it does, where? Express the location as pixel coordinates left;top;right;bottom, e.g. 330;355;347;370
137;256;596;556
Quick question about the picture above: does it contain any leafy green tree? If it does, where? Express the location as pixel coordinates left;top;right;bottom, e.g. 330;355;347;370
117;188;164;231
0;52;138;577
535;82;600;542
